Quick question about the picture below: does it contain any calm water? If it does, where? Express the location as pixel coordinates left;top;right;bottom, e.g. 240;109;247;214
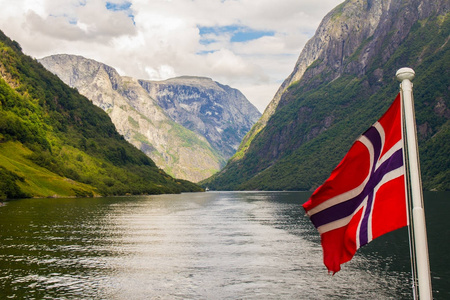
0;191;448;299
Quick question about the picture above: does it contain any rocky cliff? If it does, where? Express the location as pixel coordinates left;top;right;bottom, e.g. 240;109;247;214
240;0;449;154
139;76;261;159
39;55;223;182
203;0;450;191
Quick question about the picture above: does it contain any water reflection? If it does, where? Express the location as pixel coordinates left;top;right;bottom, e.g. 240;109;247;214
0;192;448;299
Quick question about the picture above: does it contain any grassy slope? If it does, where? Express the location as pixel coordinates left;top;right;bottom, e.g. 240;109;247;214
0;141;96;198
0;30;202;199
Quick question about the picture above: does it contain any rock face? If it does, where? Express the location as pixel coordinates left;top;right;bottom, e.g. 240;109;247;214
203;0;450;191
241;0;449;152
39;55;223;182
139;77;261;159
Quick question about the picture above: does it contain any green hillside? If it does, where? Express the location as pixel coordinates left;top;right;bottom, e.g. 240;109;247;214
202;8;449;191
0;30;201;199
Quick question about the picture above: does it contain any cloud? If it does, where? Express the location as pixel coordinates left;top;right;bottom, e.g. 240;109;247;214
24;10;86;41
0;0;344;112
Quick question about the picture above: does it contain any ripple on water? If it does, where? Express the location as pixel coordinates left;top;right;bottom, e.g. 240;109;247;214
1;192;447;299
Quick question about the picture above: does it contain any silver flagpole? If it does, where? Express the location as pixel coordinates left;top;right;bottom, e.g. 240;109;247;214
396;68;432;299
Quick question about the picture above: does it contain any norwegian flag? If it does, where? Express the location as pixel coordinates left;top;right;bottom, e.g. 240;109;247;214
302;93;408;274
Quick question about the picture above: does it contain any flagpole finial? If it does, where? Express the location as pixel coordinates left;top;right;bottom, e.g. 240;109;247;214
396;67;415;82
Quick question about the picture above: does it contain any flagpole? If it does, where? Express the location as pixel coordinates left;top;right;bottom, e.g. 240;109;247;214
396;68;432;300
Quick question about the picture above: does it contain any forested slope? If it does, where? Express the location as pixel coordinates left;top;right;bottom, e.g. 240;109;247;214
203;0;449;191
0;30;201;199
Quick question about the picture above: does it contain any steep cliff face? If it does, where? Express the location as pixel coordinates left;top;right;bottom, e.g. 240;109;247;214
39;55;222;182
204;0;450;191
139;77;261;159
240;0;449;154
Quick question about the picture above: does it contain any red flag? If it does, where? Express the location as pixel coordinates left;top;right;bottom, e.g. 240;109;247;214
302;94;408;274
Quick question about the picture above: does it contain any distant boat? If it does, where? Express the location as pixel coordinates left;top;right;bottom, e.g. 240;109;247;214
205;187;209;192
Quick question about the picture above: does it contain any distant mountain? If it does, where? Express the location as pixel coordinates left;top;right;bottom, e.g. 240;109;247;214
39;55;223;182
203;0;450;191
39;56;261;182
0;30;201;199
139;76;261;159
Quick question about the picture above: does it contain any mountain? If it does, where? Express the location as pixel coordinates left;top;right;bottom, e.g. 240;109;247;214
139;76;261;159
0;30;201;199
39;56;261;182
203;0;450;191
39;55;223;182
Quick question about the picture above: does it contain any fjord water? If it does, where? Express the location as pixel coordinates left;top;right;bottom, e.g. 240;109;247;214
0;192;448;299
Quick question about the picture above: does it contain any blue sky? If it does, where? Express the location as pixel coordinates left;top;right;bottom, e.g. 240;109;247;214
105;0;135;23
199;25;275;44
105;1;132;11
0;0;344;112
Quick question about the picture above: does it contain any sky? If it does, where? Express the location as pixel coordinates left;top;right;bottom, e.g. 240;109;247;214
0;0;344;112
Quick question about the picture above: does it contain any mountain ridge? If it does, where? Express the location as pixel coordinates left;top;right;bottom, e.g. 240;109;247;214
39;54;226;182
202;0;450;191
40;54;261;182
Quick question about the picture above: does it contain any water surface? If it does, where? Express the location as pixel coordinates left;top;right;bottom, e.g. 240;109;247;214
0;191;448;299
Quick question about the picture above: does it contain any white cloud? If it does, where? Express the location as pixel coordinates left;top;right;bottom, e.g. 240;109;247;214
0;0;344;112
